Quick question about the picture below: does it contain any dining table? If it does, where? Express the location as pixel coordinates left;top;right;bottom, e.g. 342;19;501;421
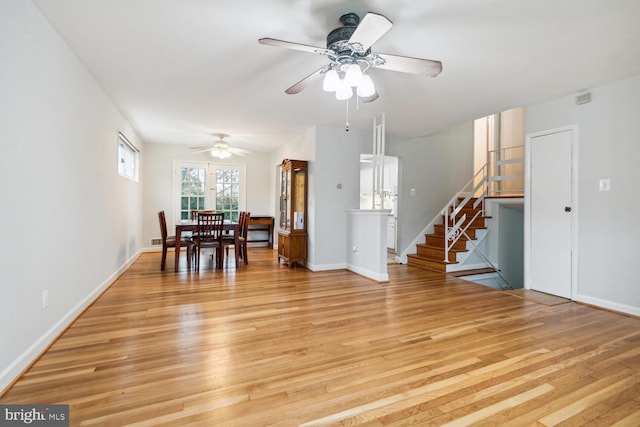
174;220;239;271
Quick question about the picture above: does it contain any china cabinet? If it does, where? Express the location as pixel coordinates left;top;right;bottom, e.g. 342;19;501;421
278;159;307;267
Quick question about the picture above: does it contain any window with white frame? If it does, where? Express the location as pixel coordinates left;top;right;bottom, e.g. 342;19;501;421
118;132;139;181
213;166;241;222
178;165;207;220
174;162;245;222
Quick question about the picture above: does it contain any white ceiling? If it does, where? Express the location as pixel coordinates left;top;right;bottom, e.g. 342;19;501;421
33;0;640;153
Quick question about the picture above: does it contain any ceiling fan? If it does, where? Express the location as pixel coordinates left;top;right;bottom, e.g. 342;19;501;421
190;134;251;159
259;12;442;102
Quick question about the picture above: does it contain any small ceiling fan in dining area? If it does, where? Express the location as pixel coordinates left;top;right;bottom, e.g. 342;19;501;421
190;133;252;159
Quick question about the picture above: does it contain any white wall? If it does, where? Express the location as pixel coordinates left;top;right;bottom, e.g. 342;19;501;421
310;126;372;270
142;144;274;246
389;123;474;257
346;210;390;281
525;74;640;315
0;1;144;391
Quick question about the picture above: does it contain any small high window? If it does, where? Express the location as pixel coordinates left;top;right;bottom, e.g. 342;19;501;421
118;131;139;181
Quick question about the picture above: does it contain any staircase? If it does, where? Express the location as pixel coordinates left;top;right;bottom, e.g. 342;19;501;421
407;198;491;272
404;146;525;282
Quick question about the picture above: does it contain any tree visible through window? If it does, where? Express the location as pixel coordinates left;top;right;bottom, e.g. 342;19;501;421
174;162;245;224
214;168;240;222
180;166;206;220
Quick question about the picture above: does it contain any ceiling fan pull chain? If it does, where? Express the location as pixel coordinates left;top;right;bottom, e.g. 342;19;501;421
345;98;350;132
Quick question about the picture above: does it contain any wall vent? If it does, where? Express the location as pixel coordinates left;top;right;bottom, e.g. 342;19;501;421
575;92;591;105
150;238;162;246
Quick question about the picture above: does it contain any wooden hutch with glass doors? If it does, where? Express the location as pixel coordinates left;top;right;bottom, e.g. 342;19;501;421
278;159;308;267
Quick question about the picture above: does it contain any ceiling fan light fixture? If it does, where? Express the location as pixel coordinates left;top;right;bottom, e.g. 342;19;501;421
211;148;231;159
356;74;376;97
210;141;232;159
322;69;340;92
344;63;363;87
335;79;353;100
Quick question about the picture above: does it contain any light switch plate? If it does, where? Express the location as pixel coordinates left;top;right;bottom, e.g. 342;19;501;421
410;188;416;197
599;178;611;192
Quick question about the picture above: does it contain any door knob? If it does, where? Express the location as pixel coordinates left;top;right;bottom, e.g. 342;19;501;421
564;206;572;212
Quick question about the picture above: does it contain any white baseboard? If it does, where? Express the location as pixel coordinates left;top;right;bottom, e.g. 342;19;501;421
306;262;347;272
575;293;640;317
0;249;143;394
346;264;389;282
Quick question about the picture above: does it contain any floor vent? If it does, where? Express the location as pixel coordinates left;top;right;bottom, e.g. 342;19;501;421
150;238;162;246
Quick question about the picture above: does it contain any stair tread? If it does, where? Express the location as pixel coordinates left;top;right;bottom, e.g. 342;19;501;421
407;253;458;265
433;225;488;232
408;252;456;260
449;267;498;277
416;243;467;253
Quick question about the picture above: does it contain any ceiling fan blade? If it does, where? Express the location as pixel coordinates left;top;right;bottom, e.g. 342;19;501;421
285;67;326;94
348;13;393;52
229;147;251;156
258;38;331;56
376;53;442;77
190;148;213;154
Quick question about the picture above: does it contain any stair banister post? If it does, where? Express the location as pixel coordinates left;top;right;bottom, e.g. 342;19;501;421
483;163;489;215
444;206;450;263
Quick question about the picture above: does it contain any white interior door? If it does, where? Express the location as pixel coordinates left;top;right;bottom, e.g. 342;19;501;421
526;127;575;298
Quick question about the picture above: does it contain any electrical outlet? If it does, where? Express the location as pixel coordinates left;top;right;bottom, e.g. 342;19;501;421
42;290;49;310
410;188;416;197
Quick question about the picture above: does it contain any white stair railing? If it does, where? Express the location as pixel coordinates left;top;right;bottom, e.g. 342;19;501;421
404;144;525;281
443;164;488;263
442;163;512;288
440;146;525;288
488;145;525;196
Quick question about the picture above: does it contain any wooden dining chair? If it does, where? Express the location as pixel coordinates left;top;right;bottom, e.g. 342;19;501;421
237;211;251;264
190;209;217;220
221;211;248;267
158;210;193;271
194;212;225;271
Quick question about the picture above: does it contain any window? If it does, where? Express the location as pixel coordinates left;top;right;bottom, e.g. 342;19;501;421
174;162;245;222
118;132;139;181
213;167;241;222
179;165;207;220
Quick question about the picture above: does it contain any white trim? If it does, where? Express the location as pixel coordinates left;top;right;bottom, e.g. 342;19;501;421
575;294;640;317
524;125;579;299
346;264;389;282
306;262;389;282
0;250;143;394
307;262;347;272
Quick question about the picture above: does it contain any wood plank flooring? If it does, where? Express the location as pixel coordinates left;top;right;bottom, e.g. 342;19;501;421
2;248;640;426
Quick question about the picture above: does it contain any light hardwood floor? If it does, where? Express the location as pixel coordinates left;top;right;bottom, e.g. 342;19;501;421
2;248;640;426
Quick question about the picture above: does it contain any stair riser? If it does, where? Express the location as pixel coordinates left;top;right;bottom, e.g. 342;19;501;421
407;256;447;272
407;197;490;274
443;216;486;228
416;245;458;262
433;224;479;240
425;235;467;251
